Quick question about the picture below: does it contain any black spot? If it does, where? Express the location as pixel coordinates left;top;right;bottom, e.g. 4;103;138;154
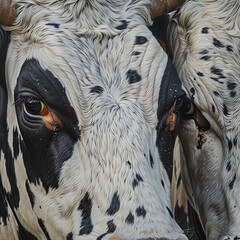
127;161;132;169
97;220;116;240
167;206;174;218
135;36;148;45
125;211;134;224
161;179;165;189
226;161;231;172
116;20;128;30
136;174;143;182
233;136;237;146
136;206;146;218
78;192;93;235
201;27;209;34
197;72;204;77
46;23;60;28
210;67;226;79
66;232;73;240
25;181;35;209
230;91;236;98
223;103;229;116
227;82;237;90
226;45;233;52
199;49;209;55
213;38;224;48
13;128;19;159
212;104;215;113
229;174;237;190
38;218;51;240
213;91;220;96
132;179;138;189
210;77;224;84
200;55;211;61
90;86;103;94
127;69;142;84
106;192;120;216
132;51;141;56
228;139;233;151
149;152;154;168
177;173;182;188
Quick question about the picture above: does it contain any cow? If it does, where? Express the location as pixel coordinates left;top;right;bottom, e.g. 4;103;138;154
0;0;196;239
167;0;240;239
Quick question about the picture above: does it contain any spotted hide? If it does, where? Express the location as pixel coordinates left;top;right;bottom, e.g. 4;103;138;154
168;0;240;240
0;1;188;239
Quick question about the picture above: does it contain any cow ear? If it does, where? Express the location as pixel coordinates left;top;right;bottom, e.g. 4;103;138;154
0;26;10;90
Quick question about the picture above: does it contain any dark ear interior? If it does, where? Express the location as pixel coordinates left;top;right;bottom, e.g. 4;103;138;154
0;27;10;90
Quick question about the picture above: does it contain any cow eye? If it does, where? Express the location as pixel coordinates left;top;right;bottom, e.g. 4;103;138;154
23;98;49;116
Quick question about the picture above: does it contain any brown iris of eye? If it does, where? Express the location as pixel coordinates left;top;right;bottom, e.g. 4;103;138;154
24;98;49;116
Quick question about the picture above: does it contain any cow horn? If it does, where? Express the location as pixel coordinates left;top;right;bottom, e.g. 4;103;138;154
0;0;16;26
151;0;186;18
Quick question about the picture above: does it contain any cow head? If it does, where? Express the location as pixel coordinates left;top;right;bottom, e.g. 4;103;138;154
0;0;189;239
168;0;240;239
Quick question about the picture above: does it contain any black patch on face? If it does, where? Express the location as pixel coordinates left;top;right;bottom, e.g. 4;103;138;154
125;211;134;224
13;128;20;159
156;58;182;182
161;179;165;189
132;51;141;56
14;59;80;192
212;104;215;113
0;177;8;226
136;206;146;218
46;23;60;29
97;220;116;240
25;181;35;209
227;82;237;90
229;174;236;190
226;161;231;172
197;72;204;77
149;152;154;168
127;69;142;84
116;20;129;30
38;218;51;240
226;45;233;52
200;55;211;61
199;49;209;55
173;201;188;231
0;27;16;224
67;232;73;240
228;139;233;151
78;192;93;235
201;27;209;34
90;86;103;94
222;103;229;116
106;191;120;216
230;91;236;98
135;36;148;45
213;38;224;48
167;206;173;218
